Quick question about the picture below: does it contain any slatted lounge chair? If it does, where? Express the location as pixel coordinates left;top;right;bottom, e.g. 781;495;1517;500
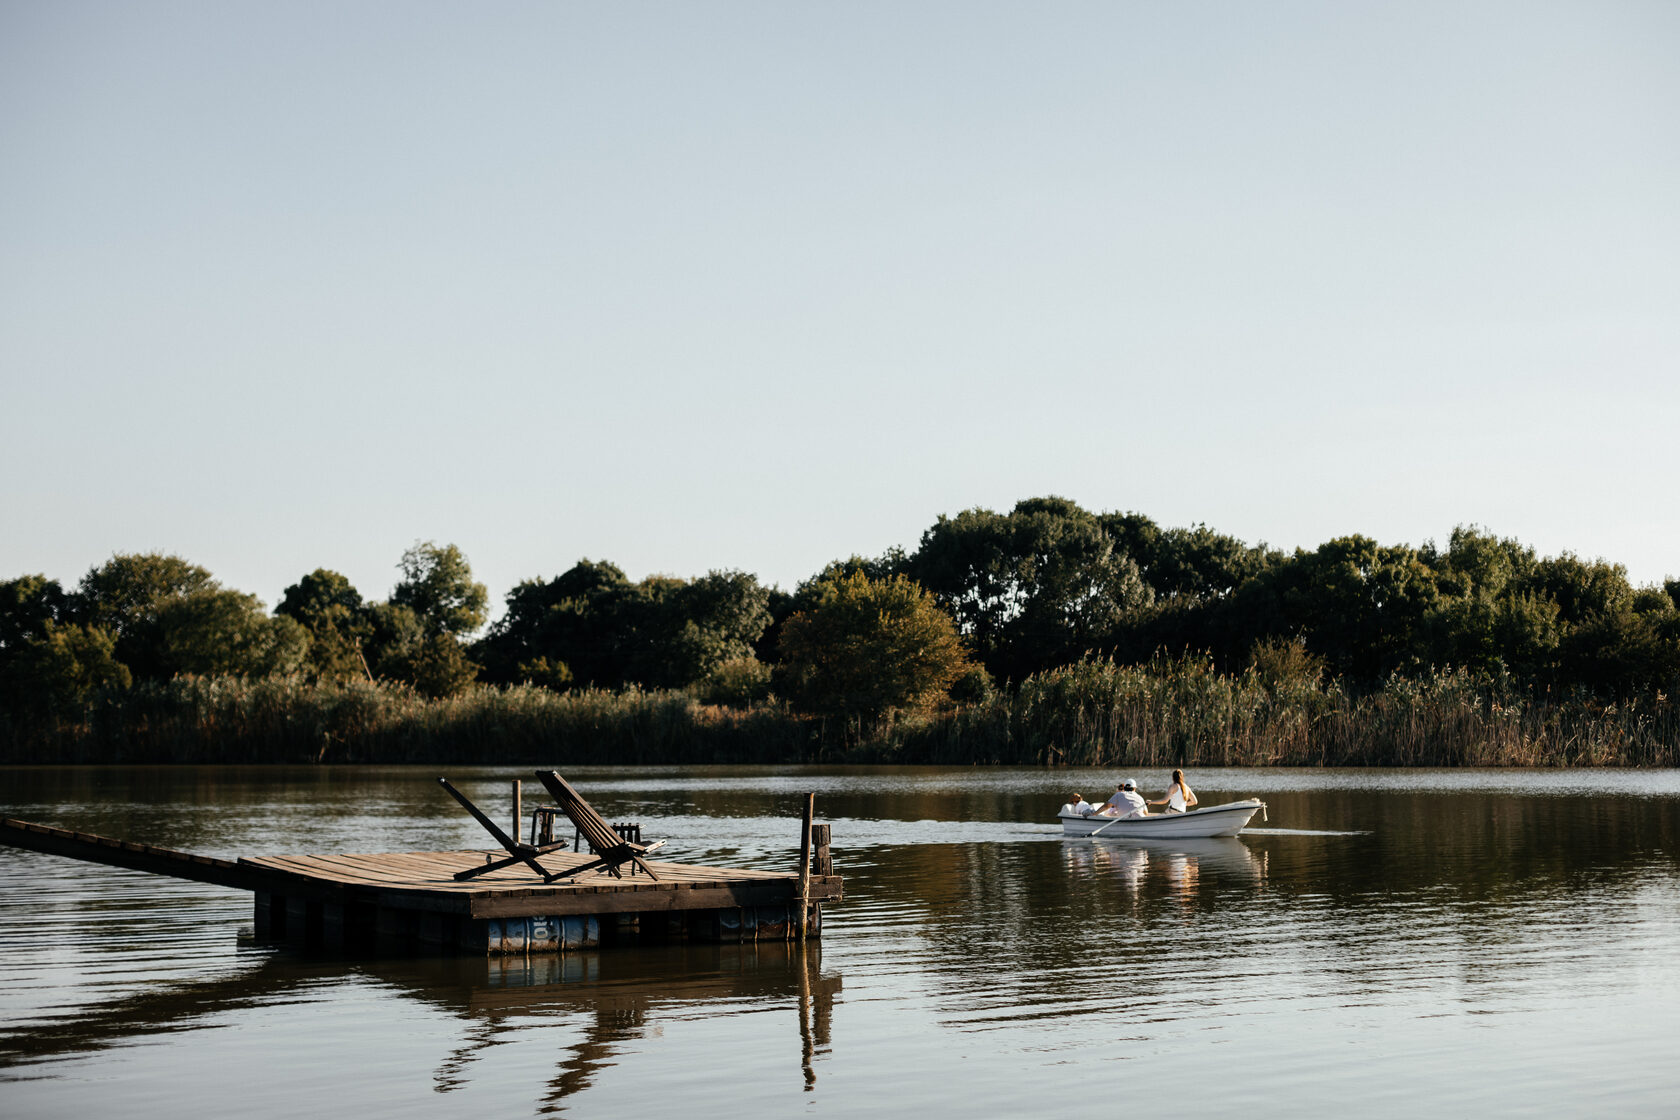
438;777;569;882
534;770;665;882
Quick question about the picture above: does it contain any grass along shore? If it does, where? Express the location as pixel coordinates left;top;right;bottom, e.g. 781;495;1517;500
3;657;1675;768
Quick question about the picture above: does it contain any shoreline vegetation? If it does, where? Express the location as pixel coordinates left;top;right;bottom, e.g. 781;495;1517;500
4;497;1677;768
4;656;1674;768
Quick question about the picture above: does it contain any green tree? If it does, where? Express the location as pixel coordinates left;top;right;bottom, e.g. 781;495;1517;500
365;601;423;677
1099;511;1163;571
1;575;69;656
380;543;486;696
155;588;309;677
0;621;132;713
475;560;636;688
406;634;483;699
358;598;479;698
1518;553;1634;624
1421;591;1562;682
909;497;1151;681
73;553;216;632
71;553;217;678
1249;536;1441;681
694;655;774;706
1;574;76;709
391;542;488;637
67;553;304;680
1633;586;1675;614
791;553;909;611
476;561;773;691
1559;610;1680;697
278;569;371;682
1426;526;1538;599
1120;520;1280;601
778;572;970;726
658;569;773;686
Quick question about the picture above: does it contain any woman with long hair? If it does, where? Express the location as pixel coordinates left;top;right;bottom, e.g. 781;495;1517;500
1149;769;1198;813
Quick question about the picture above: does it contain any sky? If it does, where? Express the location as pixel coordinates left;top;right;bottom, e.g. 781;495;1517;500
3;0;1677;616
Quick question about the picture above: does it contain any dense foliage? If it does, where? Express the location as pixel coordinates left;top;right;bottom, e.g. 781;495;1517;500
474;560;773;693
778;571;971;732
3;498;1677;764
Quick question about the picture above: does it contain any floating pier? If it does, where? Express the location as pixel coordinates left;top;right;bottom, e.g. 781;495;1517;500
1;813;841;957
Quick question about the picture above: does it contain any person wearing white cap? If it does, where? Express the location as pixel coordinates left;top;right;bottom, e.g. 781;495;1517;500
1101;779;1149;819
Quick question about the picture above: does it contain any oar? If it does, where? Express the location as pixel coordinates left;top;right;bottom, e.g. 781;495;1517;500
1086;813;1130;838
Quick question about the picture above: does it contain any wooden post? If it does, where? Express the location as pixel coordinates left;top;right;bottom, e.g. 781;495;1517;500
512;779;522;842
797;792;815;939
811;824;832;875
809;823;831;938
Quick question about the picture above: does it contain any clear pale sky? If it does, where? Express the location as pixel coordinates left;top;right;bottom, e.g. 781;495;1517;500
3;1;1677;615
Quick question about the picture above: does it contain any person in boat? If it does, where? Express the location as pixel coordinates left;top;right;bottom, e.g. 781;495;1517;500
1101;779;1150;819
1148;769;1198;814
1067;792;1096;817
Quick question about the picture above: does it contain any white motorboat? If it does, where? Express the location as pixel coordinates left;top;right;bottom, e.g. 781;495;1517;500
1058;799;1265;839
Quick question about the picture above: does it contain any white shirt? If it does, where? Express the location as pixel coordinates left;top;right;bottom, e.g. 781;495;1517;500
1106;789;1146;817
1165;782;1193;812
1071;799;1096;816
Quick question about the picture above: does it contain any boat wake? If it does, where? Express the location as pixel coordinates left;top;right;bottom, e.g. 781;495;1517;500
1239;827;1367;836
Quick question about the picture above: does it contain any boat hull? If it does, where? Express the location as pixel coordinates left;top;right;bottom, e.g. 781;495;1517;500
1060;799;1263;839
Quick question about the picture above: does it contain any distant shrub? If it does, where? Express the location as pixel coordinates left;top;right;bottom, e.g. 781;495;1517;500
692;656;773;707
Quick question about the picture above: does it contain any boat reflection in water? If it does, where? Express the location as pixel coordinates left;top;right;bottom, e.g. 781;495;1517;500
1062;835;1267;899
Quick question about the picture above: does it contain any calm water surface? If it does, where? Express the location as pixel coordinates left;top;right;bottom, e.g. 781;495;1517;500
2;765;1678;1118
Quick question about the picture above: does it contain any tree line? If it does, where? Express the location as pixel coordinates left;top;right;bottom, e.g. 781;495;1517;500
3;498;1678;746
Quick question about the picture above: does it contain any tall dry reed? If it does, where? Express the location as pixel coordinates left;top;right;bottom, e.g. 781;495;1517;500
2;661;1673;767
0;676;807;765
886;657;1678;767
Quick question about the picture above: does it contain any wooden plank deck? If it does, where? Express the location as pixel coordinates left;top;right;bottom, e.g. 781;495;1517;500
1;819;841;917
241;848;843;919
1;816;265;890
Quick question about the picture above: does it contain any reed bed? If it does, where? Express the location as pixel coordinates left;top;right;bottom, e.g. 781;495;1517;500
890;658;1678;767
0;676;807;765
2;660;1674;767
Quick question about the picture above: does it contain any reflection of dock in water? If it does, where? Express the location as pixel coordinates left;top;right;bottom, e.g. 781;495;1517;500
0;942;840;1110
392;944;841;1108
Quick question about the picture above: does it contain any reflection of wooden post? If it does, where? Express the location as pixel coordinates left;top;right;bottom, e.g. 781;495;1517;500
512;779;522;842
797;792;815;939
798;941;816;1089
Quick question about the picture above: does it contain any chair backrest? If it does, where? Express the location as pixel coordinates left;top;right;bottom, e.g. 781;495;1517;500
535;771;629;854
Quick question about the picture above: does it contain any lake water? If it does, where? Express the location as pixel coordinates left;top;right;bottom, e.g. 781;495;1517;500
3;765;1679;1118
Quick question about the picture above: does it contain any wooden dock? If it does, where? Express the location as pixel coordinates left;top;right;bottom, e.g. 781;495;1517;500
1;816;842;956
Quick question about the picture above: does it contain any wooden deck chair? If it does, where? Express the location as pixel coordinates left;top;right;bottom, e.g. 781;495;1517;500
533;770;664;882
438;777;569;882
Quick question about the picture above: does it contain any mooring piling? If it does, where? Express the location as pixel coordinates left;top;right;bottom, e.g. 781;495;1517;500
798;792;816;939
